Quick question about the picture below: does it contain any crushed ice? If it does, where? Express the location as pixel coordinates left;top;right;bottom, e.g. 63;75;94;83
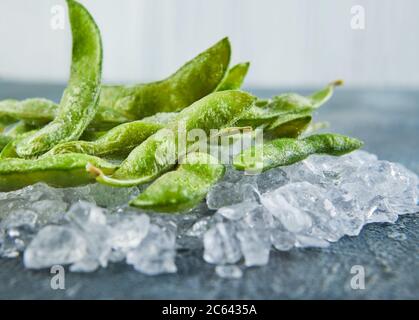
0;151;417;277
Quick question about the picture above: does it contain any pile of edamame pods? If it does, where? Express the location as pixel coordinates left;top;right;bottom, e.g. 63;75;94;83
0;0;363;213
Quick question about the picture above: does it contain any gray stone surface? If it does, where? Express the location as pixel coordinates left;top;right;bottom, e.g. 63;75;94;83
0;82;418;299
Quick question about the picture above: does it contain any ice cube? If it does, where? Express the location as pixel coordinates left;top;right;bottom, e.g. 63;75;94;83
203;222;242;265
126;224;177;275
256;167;288;194
24;226;87;269
215;265;243;279
206;177;257;210
110;214;150;251
236;221;270;266
217;201;260;221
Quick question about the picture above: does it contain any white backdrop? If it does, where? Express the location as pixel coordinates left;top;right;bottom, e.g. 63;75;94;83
0;0;418;88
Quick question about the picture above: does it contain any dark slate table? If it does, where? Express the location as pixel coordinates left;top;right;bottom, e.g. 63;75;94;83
0;81;418;299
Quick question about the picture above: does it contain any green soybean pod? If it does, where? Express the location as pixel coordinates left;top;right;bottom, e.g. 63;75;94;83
88;90;256;186
130;152;225;213
45;120;163;159
0;38;231;129
16;0;103;157
0;135;12;151
236;80;343;128
264;112;312;139
268;80;343;113
0;130;37;159
0;98;57;126
97;37;231;120
233;133;363;172
0;153;117;192
216;62;250;91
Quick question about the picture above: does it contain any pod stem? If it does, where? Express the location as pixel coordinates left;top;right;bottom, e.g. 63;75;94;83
330;79;344;87
86;163;153;187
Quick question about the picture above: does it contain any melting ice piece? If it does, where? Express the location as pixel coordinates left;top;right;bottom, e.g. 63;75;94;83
70;257;99;273
66;201;112;267
0;209;38;231
186;216;212;238
215;265;243;279
261;188;313;233
203;222;242;265
110;214;150;251
24;226;87;269
67;201;107;226
256;167;288;194
126;223;177;275
87;184;140;208
236;220;270;266
217;201;260;221
206;178;257;210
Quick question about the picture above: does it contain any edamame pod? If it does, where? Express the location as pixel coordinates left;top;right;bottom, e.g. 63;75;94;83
16;0;103;157
45;120;163;159
0;98;57;126
233;133;363;172
0;153;117;192
88;90;256;186
217;62;250;91
236;80;343;128
130;152;225;213
264;112;312;139
97;37;231;120
0;130;37;159
0;135;12;151
0;38;232;128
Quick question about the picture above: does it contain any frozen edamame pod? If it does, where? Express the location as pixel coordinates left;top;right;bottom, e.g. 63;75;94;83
0;153;117;192
16;0;103;157
96;37;231;120
88;90;256;187
0;135;12;151
216;62;250;91
264;112;312;139
233;133;363;172
45;120;163;159
0;98;57;126
236;80;343;128
0;38;232;128
0;130;37;159
268;80;343;112
130;152;225;213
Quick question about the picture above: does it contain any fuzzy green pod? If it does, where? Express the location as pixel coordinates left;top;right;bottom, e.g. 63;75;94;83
0;135;12;151
88;90;256;186
16;0;103;157
45;120;163;159
217;62;250;91
0;38;232;129
0;99;57;126
0;153;117;192
236;80;342;130
2;121;40;140
0;130;37;159
130;152;225;213
264;112;312;139
233;133;363;172
96;38;231;121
